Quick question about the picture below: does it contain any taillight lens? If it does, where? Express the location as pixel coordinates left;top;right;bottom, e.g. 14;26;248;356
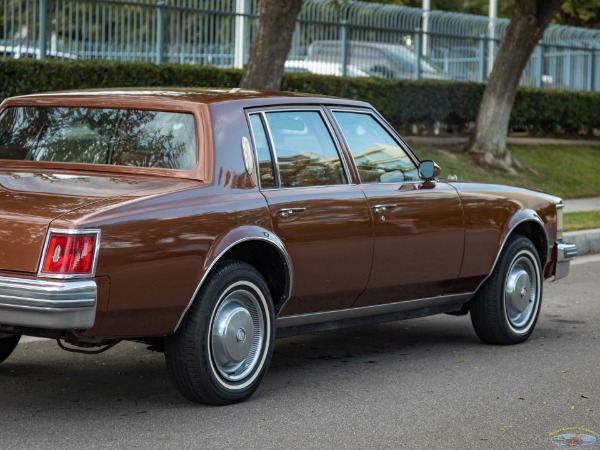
41;232;99;276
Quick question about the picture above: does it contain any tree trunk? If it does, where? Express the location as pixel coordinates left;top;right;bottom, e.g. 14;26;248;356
467;0;564;171
239;0;303;90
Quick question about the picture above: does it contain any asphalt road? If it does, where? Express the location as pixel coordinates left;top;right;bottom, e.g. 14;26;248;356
1;255;599;449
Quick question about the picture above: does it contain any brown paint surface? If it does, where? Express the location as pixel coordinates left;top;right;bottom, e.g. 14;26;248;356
0;89;562;340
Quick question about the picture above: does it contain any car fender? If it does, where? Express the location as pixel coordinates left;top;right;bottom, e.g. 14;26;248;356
475;209;548;294
174;225;294;331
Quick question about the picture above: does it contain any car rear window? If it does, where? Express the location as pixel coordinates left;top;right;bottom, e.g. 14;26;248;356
0;107;197;170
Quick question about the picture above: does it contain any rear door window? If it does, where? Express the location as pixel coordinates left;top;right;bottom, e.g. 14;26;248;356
261;110;347;188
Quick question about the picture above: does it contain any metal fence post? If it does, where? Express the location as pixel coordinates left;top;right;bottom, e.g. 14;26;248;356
234;0;250;69
478;34;487;83
38;0;49;60
592;51;598;92
156;2;165;64
588;49;595;92
340;20;348;77
536;42;544;88
414;28;421;80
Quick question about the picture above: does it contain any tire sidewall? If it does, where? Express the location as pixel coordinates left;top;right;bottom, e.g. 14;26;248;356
0;334;21;364
180;262;275;403
497;238;543;341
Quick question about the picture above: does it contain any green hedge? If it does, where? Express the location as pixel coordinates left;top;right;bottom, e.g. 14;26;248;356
2;58;600;134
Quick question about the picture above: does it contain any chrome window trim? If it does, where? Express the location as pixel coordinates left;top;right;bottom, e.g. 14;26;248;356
174;232;294;331
249;107;352;191
37;228;101;279
247;112;279;189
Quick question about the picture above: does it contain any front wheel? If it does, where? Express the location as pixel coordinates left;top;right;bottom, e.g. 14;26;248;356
470;235;543;345
165;261;274;405
0;334;21;364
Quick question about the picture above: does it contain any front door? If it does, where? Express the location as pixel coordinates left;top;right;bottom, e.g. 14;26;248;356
329;109;464;307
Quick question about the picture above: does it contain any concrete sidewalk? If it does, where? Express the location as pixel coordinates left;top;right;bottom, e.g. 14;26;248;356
564;197;600;213
563;197;600;256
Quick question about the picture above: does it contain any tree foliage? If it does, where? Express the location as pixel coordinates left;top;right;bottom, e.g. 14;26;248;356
361;0;600;28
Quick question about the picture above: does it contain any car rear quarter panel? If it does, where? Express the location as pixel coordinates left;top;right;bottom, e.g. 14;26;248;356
50;102;271;339
447;182;559;294
51;184;270;338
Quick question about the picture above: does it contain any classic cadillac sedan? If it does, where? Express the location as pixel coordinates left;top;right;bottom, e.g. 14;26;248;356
0;88;576;405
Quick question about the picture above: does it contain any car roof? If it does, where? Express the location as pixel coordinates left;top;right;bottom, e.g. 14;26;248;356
9;88;372;109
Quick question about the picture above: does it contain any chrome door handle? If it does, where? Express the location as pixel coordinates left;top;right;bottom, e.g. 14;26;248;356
277;207;307;218
371;204;395;214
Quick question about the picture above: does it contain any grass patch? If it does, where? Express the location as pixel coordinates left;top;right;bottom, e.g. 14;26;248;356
564;211;600;232
411;144;600;199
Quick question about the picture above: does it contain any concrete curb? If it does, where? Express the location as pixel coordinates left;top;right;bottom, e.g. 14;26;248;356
565;228;600;256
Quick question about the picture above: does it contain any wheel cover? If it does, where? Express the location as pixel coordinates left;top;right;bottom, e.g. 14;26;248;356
504;250;540;332
210;286;265;383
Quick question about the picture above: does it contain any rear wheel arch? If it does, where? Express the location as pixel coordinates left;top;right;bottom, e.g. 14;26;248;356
219;240;291;314
174;227;293;332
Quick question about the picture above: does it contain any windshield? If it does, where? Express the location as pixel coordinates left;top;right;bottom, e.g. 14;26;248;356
0;107;197;170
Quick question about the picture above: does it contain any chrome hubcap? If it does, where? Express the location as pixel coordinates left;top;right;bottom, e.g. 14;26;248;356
505;253;538;330
211;288;264;382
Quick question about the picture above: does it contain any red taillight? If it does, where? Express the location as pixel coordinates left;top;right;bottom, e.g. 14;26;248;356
41;232;98;276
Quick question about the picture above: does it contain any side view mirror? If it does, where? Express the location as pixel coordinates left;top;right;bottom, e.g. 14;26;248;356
418;160;442;181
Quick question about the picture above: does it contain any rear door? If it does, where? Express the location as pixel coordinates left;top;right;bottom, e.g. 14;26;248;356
248;108;373;316
329;108;465;307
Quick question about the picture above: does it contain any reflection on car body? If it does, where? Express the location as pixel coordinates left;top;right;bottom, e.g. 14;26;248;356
0;88;576;405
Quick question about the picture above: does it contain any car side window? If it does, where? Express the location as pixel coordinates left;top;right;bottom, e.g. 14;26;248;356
248;114;276;189
264;111;347;188
333;111;418;183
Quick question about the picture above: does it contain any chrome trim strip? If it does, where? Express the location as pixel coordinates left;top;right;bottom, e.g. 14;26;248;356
174;233;294;331
557;242;578;261
0;276;97;329
37;228;101;279
276;293;473;328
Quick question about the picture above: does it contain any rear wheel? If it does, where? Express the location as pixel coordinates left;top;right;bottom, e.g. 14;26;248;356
165;261;274;405
0;334;21;364
470;235;543;345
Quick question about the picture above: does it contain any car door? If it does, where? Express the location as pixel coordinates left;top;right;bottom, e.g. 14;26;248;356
247;108;373;316
329;108;465;307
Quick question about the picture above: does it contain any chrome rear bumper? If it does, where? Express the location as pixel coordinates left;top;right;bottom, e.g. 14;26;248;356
0;276;96;329
554;240;578;281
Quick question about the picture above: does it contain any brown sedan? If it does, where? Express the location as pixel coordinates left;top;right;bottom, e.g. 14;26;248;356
0;89;576;405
